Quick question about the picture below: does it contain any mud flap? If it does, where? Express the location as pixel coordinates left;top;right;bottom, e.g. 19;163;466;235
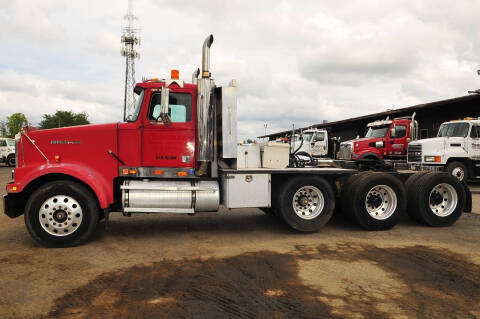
462;182;472;213
3;193;26;218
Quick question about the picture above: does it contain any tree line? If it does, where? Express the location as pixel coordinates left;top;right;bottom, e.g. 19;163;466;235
0;110;90;138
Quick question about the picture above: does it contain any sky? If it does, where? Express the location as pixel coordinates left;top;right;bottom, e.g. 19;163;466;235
1;0;480;141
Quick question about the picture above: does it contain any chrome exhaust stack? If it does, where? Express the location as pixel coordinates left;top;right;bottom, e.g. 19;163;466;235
201;34;214;78
411;112;418;140
196;35;215;174
192;68;200;84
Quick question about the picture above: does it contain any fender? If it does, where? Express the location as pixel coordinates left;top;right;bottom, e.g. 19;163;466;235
8;163;113;209
357;152;383;161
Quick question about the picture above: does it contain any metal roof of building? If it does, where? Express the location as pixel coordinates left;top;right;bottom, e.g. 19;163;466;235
258;94;480;138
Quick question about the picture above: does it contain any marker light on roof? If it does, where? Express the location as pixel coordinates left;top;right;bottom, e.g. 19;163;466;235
171;70;179;79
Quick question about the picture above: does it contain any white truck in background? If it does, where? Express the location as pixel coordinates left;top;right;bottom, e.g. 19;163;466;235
407;118;480;181
0;138;15;167
291;128;330;157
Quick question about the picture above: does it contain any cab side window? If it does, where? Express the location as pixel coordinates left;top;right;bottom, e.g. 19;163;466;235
148;92;192;123
391;125;407;138
471;125;480;138
316;132;325;141
0;140;6;147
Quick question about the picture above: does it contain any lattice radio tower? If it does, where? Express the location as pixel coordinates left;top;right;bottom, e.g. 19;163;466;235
121;0;141;121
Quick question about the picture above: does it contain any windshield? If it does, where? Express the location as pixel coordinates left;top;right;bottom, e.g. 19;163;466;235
7;140;15;146
437;123;470;137
365;125;389;138
126;89;144;122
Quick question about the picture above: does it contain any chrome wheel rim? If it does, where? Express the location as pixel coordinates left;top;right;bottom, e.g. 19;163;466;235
39;195;83;236
364;185;397;220
451;167;465;181
429;183;457;217
292;186;324;220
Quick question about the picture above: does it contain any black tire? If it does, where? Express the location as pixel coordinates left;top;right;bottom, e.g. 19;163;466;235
348;172;406;230
276;176;335;232
7;154;15;167
408;172;465;227
24;180;99;247
446;161;468;182
341;172;373;222
405;172;429;222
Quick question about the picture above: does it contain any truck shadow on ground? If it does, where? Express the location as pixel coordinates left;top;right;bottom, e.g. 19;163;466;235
90;210;422;242
38;243;479;319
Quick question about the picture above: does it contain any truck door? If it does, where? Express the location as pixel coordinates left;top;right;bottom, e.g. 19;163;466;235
467;124;480;159
311;131;327;157
386;124;408;156
141;89;196;168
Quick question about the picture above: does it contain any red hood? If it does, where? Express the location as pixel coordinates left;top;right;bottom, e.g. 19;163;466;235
345;136;383;147
20;123;118;167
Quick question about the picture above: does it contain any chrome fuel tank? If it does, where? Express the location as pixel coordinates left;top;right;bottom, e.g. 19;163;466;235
121;180;219;213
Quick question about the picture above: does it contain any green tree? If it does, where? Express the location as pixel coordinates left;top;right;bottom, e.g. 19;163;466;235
0;121;7;137
40;110;90;129
6;113;28;138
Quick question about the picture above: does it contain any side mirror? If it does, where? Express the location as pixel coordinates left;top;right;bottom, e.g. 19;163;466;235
375;141;384;148
390;126;396;138
160;87;172;127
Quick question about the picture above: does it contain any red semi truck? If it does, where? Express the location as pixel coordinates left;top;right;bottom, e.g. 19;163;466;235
3;35;470;247
338;114;418;165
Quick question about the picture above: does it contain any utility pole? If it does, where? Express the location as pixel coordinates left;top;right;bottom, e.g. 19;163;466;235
121;0;141;121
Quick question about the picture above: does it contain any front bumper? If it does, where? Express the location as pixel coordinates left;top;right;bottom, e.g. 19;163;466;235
3;193;25;218
409;164;443;172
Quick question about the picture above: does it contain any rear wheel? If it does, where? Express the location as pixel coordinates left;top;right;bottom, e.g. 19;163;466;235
446;161;468;182
7;154;15;167
24;180;99;247
341;172;372;222
408;172;465;227
347;172;406;230
277;176;335;232
405;172;429;222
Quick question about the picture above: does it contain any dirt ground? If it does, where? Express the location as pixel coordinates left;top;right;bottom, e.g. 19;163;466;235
0;166;479;319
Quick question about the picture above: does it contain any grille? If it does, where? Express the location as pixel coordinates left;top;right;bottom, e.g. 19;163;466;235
338;144;352;160
407;144;422;162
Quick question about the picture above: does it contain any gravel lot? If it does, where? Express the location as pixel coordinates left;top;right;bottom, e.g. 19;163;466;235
0;166;479;319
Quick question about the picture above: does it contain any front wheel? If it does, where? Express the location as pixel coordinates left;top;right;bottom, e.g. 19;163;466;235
7;154;15;167
276;176;335;232
446;161;468;182
24;180;99;247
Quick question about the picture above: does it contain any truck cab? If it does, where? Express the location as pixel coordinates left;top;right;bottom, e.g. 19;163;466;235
291;128;329;157
407;118;480;181
338;115;418;164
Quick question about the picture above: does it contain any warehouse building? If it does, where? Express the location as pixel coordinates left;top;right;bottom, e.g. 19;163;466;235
259;94;480;142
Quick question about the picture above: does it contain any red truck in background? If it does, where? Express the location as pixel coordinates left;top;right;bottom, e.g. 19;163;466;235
337;114;418;165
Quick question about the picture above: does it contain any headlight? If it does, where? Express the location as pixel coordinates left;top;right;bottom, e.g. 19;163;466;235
424;156;441;162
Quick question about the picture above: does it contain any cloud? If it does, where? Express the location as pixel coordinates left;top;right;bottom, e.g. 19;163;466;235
1;0;480;141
